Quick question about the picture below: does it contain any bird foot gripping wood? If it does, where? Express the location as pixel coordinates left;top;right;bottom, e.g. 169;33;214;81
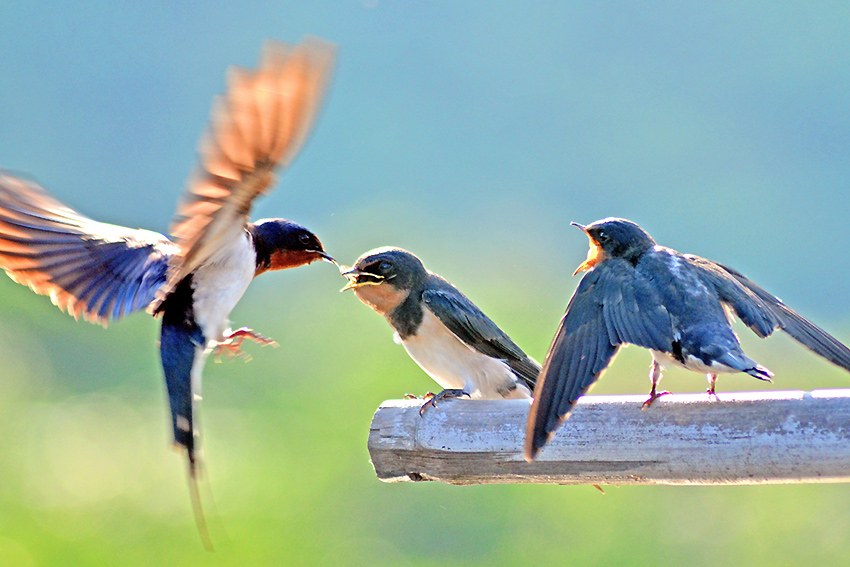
642;361;670;409
706;374;721;401
213;327;278;362
419;389;470;416
641;389;670;409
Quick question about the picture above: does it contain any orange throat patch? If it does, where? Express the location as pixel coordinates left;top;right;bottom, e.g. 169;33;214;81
258;249;320;275
573;240;605;275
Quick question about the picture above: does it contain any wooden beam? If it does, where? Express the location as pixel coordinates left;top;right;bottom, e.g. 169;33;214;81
368;389;850;485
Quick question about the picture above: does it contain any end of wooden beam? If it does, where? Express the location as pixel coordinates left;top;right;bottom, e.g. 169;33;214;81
368;390;850;486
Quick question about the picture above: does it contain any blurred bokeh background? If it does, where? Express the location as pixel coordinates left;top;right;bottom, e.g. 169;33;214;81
1;2;850;565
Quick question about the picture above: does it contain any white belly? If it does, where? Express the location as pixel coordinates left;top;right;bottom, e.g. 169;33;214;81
400;309;529;399
191;232;256;345
650;350;739;374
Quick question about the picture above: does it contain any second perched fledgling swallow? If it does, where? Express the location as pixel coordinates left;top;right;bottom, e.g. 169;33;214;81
525;217;850;461
342;247;540;411
0;38;336;517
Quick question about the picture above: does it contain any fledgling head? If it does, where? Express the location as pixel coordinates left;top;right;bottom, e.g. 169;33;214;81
249;218;334;276
340;247;428;315
571;217;656;275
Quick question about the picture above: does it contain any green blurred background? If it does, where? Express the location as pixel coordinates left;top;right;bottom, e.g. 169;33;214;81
2;2;850;565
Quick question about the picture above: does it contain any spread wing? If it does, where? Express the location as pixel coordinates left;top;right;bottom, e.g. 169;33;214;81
157;37;335;307
422;279;540;390
0;172;177;325
686;255;850;372
525;259;674;460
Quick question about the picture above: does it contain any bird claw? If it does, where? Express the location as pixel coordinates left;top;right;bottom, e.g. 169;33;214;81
213;327;278;362
641;390;670;409
213;342;253;363
419;389;470;416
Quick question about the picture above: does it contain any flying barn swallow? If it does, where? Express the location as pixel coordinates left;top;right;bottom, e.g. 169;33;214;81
525;217;850;460
0;38;335;505
342;247;539;411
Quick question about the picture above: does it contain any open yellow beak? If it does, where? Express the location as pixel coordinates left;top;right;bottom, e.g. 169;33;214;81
340;267;384;291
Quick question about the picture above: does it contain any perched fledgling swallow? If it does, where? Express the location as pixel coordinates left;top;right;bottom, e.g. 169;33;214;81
525;217;850;460
342;247;539;411
0;38;335;506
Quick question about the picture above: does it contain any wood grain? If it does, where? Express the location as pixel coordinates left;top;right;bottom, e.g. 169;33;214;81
368;390;850;485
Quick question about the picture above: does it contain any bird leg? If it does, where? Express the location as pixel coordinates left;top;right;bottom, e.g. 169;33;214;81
706;373;720;401
213;327;278;362
642;360;670;409
419;389;470;415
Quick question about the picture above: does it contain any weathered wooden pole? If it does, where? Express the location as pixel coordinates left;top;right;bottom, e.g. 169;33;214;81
368;390;850;485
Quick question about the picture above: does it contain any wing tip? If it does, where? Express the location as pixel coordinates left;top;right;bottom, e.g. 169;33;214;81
523;393;554;462
523;437;542;463
524;412;565;462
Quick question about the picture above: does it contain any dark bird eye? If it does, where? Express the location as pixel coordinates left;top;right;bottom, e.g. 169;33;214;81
298;233;311;245
379;261;392;272
596;230;610;244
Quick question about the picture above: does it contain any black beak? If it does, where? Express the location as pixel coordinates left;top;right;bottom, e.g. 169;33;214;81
312;250;337;265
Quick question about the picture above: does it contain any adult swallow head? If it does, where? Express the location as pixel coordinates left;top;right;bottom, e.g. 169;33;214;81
251;218;334;276
343;247;540;409
525;217;850;461
0;38;336;543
